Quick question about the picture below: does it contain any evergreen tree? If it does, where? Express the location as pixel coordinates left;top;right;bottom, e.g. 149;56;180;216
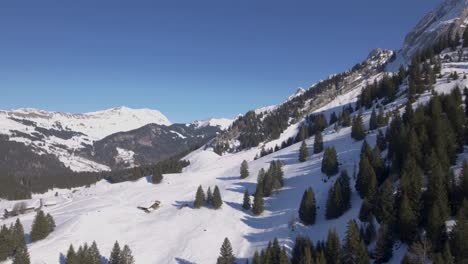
325;229;341;264
299;140;309;162
12;246;29;264
342;220;370;264
240;160;249;179
464;27;468;47
358;198;372;223
30;210;53;242
373;223;394;263
109;241;121;264
194;185;205;209
355;156;377;200
66;245;78;264
376;106;387;128
121;245;135;264
46;213;55;233
252;185;265;216
242;189;251;210
461;161;468;199
252;251;261;264
298;187;316;225
206;187;213;206
152;165;163;184
279;247;290;264
217;238;235;264
374;179;394;224
313;131;324;154
451;200;468;262
397;194;418;243
376;130;387;151
351;113;366;141
369;108;378;131
87;241;101;264
212;186;223;209
330;112;338;125
322;147;339;176
326;171;351;219
12;219;26;250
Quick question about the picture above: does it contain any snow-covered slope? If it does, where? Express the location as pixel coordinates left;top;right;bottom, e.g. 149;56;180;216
192;118;234;131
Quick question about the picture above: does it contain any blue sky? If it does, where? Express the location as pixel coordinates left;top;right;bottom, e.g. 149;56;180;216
0;0;442;123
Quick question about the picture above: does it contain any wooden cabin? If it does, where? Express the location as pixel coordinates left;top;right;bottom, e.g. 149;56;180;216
137;201;161;213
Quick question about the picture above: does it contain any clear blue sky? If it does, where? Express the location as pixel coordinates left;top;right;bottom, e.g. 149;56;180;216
0;0;442;123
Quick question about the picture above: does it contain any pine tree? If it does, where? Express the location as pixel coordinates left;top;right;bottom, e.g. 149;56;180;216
194;185;205;209
369;108;378;130
212;186;223;209
12;246;30;264
109;241;121;264
252;251;261;264
330;112;338;125
358;198;372;223
46;213;55;233
463;27;468;47
376;130;387;151
217;238;235;264
240;160;249;179
373;223;394;263
121;245;135;264
351;112;366;141
298;187;316;225
355;156;377;200
30;210;52;242
206;187;213;206
342;220;370;264
451;200;468;262
66;244;78;264
325;229;341;264
242;189;251;210
12;219;25;250
279;247;290;264
313;131;324;154
88;241;101;264
461;161;468;199
299;140;308;162
252;185;264;216
376;106;386;128
321;147;339;177
397;194;418;243
374;179;394;224
152;165;163;184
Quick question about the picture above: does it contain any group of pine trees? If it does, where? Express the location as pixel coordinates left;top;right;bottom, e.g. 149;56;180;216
194;185;223;209
0;219;29;264
65;241;134;264
252;161;285;216
30;210;55;242
325;170;352;219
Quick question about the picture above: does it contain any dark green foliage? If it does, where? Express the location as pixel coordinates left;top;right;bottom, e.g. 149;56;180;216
322;147;339;177
291;236;314;264
463;27;468;47
330;112;338;125
313;131;324;154
66;245;78;264
109;241;121;264
374;179;394;224
451;200;468;263
152;165;163;184
206;187;213;206
12;246;30;264
461;161;468;199
217;238;235;264
369;108;378;131
358;198;372;223
194;185;205;209
257;161;285;197
376;130;387;151
240;160;249;179
299;140;308;162
252;185;264;216
376;106;387;128
242;189;251;210
326;229;341;264
212;186;223;209
121;245;135;264
355;156;377;200
326;170;351;219
397;194;418;243
30;210;55;242
342;220;370;264
299;187;316;225
87;241;101;264
373;223;394;263
351;112;366;141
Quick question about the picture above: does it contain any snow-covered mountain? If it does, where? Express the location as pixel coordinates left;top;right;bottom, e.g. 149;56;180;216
387;0;468;70
0;106;229;172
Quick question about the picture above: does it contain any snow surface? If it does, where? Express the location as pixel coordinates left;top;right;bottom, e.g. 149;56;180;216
192;118;234;131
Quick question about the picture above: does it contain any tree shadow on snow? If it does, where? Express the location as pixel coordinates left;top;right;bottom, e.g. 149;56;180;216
226;181;257;195
216;175;239;181
173;200;193;209
175;257;196;264
59;253;66;264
